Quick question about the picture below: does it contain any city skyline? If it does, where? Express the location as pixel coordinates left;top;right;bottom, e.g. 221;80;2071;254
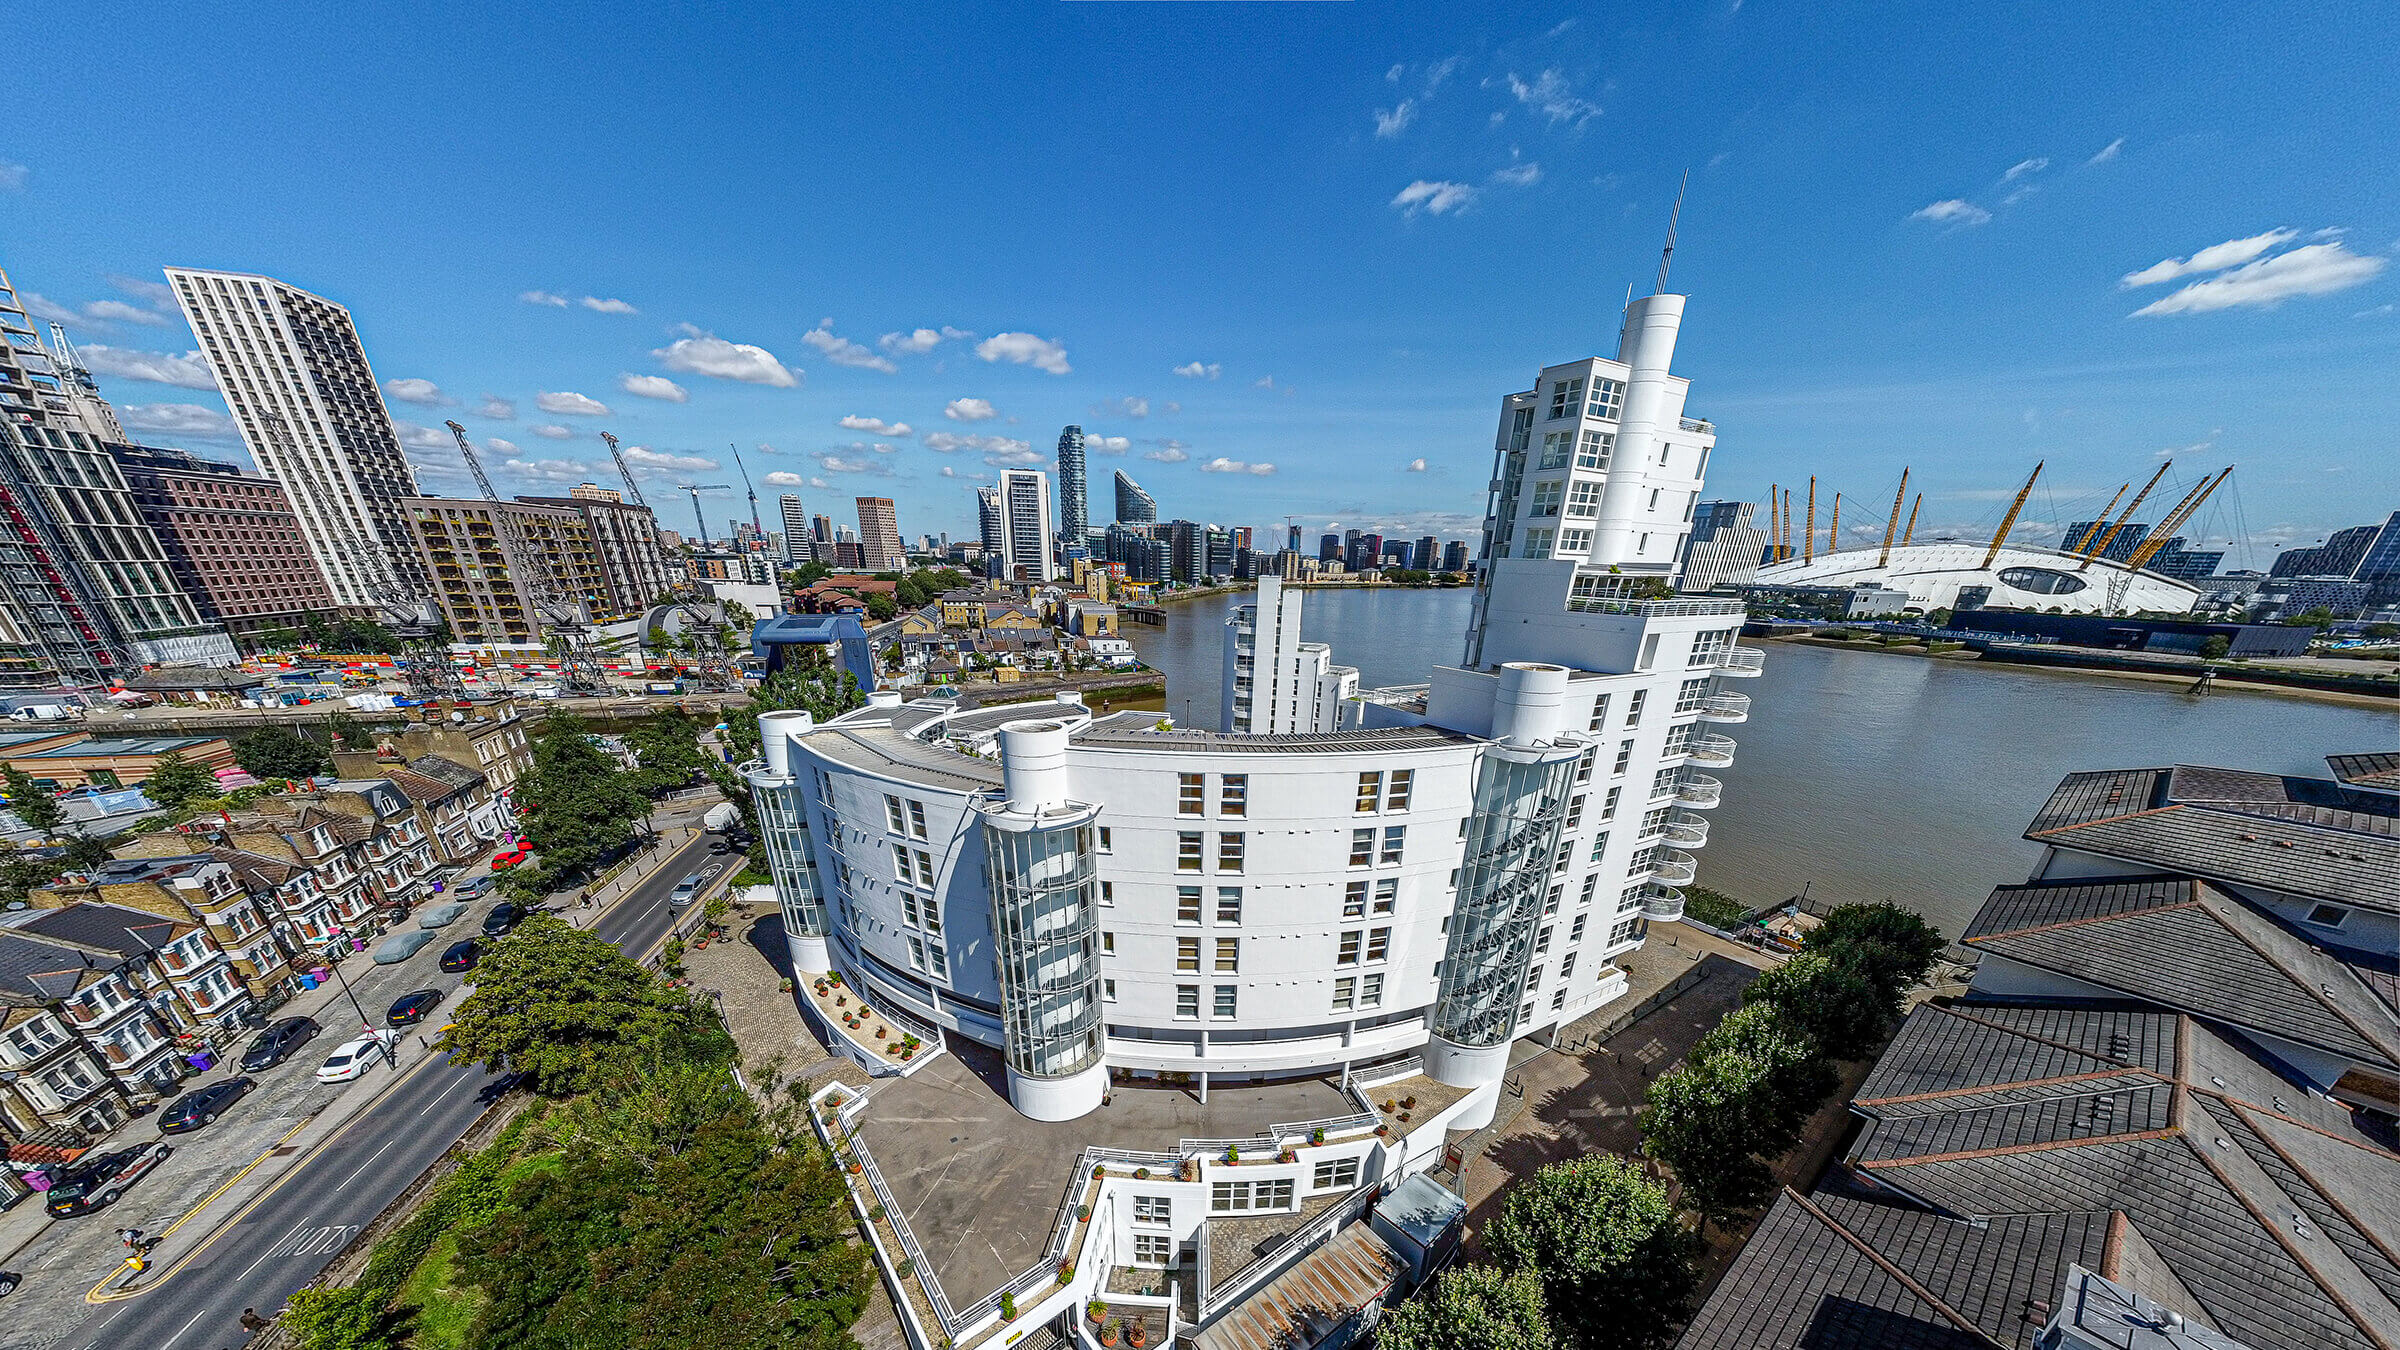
1;4;2393;569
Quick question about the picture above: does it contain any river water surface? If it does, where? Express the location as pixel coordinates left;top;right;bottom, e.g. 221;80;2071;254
1124;587;2398;935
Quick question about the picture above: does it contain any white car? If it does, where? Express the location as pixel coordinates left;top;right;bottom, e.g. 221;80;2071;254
314;1030;402;1083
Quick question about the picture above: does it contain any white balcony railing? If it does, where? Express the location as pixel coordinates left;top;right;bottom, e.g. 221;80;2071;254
1661;814;1710;847
1697;692;1750;723
1649;850;1697;885
1688;734;1736;767
1716;647;1765;677
1676;774;1723;808
1640;884;1686;922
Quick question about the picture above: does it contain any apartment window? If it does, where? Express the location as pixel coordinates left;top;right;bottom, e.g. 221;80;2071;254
1565;795;1585;830
1575;748;1596;785
907;800;928;839
1663;724;1693;756
1546;883;1564;914
1361;973;1384;1007
1522;528;1555;559
1218;833;1246;872
1577;429;1614;470
907;937;927;971
1558;528;1592;556
1631;844;1661;876
1548;376;1585;419
1178;832;1203;871
1519;1000;1537;1025
1580;876;1602;908
1536;924;1554;954
1610;917;1641;945
1221;774;1248;817
1373;878;1398;914
1344;880;1368;917
1555;841;1574;874
1560;952;1578;979
1350;828;1374;867
1367;927;1391;962
1179;774;1206;815
1587;693;1611;731
1178;886;1203;924
1527;965;1543;991
1338;931;1362;965
1553;987;1568;1011
1216;887;1244;924
893;843;913;882
1104;979;1118;1002
914;849;936;887
1355;772;1383;812
1098;826;1113;853
1176;985;1199;1019
1100;881;1115;906
1618;886;1646;914
1690;629;1732;666
1386;769;1414;810
1134;1232;1172;1264
1652;768;1680;799
1603;788;1621;821
1381;825;1406;864
1529;481;1564;517
900;891;923;927
1134;1195;1171;1223
927;941;948;979
1642;807;1672;837
1538;431;1575;470
1332;976;1356;1012
1509;406;1535;451
1614;740;1635;775
1177;937;1201;973
884;795;906;834
1214;985;1239;1019
1314;1157;1362;1190
1103;931;1117;953
1566;482;1603;517
1675;677;1709;713
1215;938;1240;973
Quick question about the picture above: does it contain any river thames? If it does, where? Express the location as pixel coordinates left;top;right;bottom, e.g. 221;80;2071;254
1123;587;2398;936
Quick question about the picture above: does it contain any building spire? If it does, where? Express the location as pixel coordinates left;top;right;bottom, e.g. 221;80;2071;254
1653;169;1689;295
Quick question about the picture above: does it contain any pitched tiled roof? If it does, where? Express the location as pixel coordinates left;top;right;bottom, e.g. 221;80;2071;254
383;768;465;804
13;902;186;958
2026;805;2400;914
2330;753;2400;792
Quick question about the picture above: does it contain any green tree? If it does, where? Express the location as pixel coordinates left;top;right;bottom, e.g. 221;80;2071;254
623;709;708;797
720;649;865;764
1803;901;1946;1006
327;709;373;751
434;913;713;1094
1484;1155;1696;1350
793;560;831;588
1641;1052;1783;1229
2198;635;2232;660
1693;1002;1837;1131
520;711;649;876
5;765;65;838
234;725;332;782
2290;606;2338;631
141;752;217;810
863;591;898;621
1740;953;1891;1061
1377;1266;1554;1350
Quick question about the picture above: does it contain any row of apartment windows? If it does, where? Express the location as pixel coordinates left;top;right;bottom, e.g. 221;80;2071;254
1177;773;1247;817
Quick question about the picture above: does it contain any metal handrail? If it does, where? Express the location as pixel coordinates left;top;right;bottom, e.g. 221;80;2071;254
1649;850;1697;885
1565;596;1746;618
1718;647;1765;672
845;1130;959;1331
1661;817;1708;847
1698;692;1750;719
1199;1187;1371;1318
1687;734;1736;765
1350;1055;1422;1091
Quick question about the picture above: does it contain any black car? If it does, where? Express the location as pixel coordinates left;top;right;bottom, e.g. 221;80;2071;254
387;988;444;1026
239;1016;321;1071
157;1077;255;1134
439;939;481;972
0;1269;18;1297
480;903;523;937
44;1142;171;1218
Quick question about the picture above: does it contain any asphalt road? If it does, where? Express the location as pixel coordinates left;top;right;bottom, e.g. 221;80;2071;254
37;828;734;1350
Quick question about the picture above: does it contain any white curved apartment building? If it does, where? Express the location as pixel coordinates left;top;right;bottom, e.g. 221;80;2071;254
747;282;1759;1126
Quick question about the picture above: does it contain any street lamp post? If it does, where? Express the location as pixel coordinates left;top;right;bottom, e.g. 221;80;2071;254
316;936;397;1066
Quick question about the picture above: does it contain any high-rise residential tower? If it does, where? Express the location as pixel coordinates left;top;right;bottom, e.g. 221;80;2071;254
997;469;1054;582
976;486;1005;578
165;267;427;611
1113;469;1157;525
856;496;903;570
1222;576;1357;734
1056;425;1088;545
779;494;810;562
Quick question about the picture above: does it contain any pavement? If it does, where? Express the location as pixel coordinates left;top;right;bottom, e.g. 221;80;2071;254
0;816;736;1350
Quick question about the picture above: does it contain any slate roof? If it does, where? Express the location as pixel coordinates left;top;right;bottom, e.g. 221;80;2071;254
384;767;468;804
2329;753;2400;793
2026;804;2400;914
11;903;185;958
1962;878;2400;1069
0;932;104;1001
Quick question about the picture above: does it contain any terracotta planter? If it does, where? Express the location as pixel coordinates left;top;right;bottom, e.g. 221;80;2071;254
1129;1325;1148;1348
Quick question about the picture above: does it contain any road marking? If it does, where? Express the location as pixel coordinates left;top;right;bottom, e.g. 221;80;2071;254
418;1068;479;1116
162;1308;208;1349
235;1222;309;1281
333;1139;398;1192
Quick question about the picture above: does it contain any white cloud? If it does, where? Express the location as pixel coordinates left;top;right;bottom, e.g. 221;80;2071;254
802;319;899;373
1425;54;1460;91
653;331;800;387
939;465;990;481
2002;157;2048;182
1200;457;1276;476
536;390;612;416
0;161;25;191
476;394;516;420
1910;199;1992;226
923;432;1029;458
80;345;219;390
18;291;79;324
117;403;234;437
1088;435;1131;453
532;424;574;440
2129;240;2387;317
580;296;638;314
945;397;997;422
1392;180;1477;216
1163;402;1181;415
879;325;975;355
815;450;891;476
390;420;455;451
1405;458;1428;472
519;290;570;307
623;445;720;472
107;275;175;306
1253;375;1278;390
2357;302;2396;319
1386;62;1404;82
1488;161;1541;188
484;438;519;455
2088;137;2125;165
763;471;807;487
1112;396;1149;418
499;457;594;485
839;415;913;436
982;444;1043;468
83;299;165;326
618;373;689;403
1145;446;1190;464
1173;361;1221;380
975;332;1072;374
2120;228;2299;288
1505;69;1600;127
382;377;450;406
1374;100;1416;138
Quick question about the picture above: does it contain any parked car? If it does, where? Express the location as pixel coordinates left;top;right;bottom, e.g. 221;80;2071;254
480;903;523;937
316;1030;401;1083
490;849;528;871
157;1077;256;1134
451;875;493;897
707;837;733;854
43;1142;172;1218
240;1016;320;1071
669;871;705;906
0;1269;17;1297
415;901;470;929
439;939;481;972
372;929;439;964
386;988;443;1026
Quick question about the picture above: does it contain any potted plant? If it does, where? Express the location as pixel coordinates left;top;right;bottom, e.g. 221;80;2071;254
875;1025;887;1039
1076;1204;1091;1222
1279;1147;1297;1164
1225;1145;1240;1163
1058;1260;1075;1283
780;977;795;993
870;1203;887;1222
1129;1321;1148;1348
1375;1124;1392;1138
1310;1127;1326;1145
1000;1293;1017;1322
1089;1300;1109;1325
1401;1094;1417;1110
828;972;843;987
1093;1163;1105;1179
1134;1168;1150;1180
1099;1322;1118;1347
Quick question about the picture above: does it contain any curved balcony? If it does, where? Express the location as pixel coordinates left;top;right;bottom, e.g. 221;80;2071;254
1717;646;1765;677
1649;850;1697;885
1676;774;1723;809
1660;813;1710;848
1697;692;1751;723
1687;734;1737;767
1640;885;1686;923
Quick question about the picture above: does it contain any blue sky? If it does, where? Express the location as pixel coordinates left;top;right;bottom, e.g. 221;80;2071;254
3;2;2395;567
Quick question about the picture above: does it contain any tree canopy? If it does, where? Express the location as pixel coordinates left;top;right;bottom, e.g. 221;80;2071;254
4;765;64;837
1740;952;1890;1061
434;913;724;1095
1484;1155;1696;1350
519;711;650;877
234;725;331;782
141;751;218;810
622;709;708;798
1802;901;1945;1007
721;649;864;764
1375;1266;1554;1350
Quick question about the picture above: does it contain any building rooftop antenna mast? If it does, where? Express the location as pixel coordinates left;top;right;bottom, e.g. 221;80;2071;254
1654;169;1689;295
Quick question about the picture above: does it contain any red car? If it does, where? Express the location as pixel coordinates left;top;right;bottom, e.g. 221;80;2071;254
490;849;528;871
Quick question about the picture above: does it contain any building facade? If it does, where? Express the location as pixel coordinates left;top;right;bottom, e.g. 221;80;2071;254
1056;425;1089;547
165;267;428;611
998;469;1055;582
1114;469;1158;525
779;493;811;562
747;276;1760;1125
404;496;614;646
857;496;904;570
1677;500;1767;593
1222;576;1357;734
111;443;341;640
518;494;670;617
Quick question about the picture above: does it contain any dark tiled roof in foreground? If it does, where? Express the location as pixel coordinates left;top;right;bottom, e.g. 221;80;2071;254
2027;805;2400;914
2329;753;2400;792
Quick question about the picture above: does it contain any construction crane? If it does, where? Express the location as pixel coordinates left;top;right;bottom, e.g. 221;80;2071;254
730;444;762;537
261;413;464;700
1878;468;1911;568
675;484;732;547
2080;462;2171;569
599;431;648;508
444;422;610;696
1979;461;2043;571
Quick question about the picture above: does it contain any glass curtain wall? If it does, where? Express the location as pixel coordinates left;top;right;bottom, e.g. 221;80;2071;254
755;780;828;937
1430;752;1576;1049
983;818;1103;1079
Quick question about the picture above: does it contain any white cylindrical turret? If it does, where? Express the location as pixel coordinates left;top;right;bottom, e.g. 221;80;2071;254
1491;662;1573;746
997;720;1074;813
1590;293;1686;565
867;689;904;709
758;709;813;777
